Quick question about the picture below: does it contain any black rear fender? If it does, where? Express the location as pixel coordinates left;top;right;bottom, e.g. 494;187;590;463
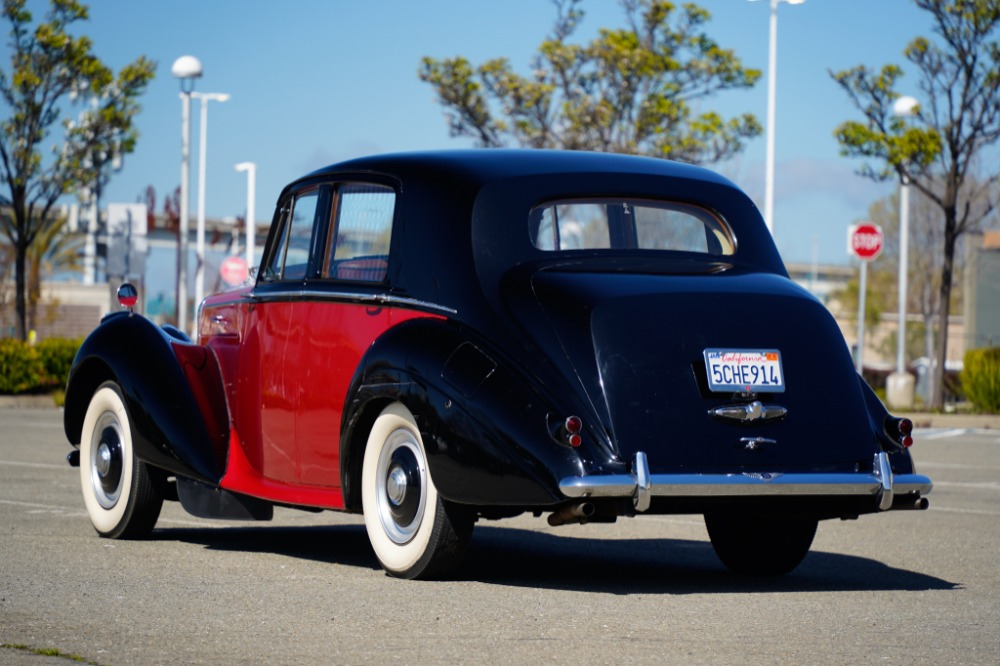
340;318;597;511
64;313;228;484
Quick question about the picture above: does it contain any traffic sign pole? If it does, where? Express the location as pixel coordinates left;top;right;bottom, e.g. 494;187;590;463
856;260;867;373
848;222;883;374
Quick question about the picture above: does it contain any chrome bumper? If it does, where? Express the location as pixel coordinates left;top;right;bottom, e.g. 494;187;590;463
559;452;933;513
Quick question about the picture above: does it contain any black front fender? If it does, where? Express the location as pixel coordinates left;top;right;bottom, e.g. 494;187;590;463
64;312;228;484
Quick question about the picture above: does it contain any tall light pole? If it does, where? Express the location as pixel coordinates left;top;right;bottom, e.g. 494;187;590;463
887;95;919;410
753;0;806;236
171;55;202;334
235;162;257;272
192;91;230;317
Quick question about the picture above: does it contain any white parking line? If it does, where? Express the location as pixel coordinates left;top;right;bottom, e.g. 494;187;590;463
0;460;71;470
931;506;1000;517
930;480;1000;491
917;428;970;440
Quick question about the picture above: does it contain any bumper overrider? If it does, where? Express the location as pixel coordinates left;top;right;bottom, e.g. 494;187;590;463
559;451;933;513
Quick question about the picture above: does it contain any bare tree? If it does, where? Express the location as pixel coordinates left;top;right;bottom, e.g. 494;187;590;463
832;0;1000;408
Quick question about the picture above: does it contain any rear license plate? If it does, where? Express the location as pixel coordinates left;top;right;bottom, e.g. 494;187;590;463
703;349;785;393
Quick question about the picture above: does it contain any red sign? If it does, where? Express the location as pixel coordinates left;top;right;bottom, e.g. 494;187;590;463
848;223;883;261
220;255;249;286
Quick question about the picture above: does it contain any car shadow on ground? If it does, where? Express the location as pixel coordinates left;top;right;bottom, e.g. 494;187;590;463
153;523;958;594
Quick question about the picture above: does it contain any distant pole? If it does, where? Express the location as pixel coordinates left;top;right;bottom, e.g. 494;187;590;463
178;90;191;333
764;0;779;235
887;95;918;410
235;162;257;272
172;55;203;333
760;0;806;235
896;176;910;374
193;92;230;325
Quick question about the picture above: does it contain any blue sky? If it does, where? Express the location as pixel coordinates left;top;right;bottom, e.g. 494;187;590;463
7;0;937;266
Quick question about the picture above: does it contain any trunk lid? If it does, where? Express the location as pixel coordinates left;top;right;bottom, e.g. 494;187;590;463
527;269;876;473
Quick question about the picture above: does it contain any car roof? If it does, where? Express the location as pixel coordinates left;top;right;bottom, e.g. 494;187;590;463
297;148;738;192
274;149;786;318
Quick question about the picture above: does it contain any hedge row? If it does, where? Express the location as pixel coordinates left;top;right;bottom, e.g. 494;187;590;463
962;347;1000;414
0;338;82;394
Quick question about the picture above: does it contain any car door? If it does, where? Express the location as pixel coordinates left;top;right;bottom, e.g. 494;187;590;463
293;182;396;488
236;186;324;484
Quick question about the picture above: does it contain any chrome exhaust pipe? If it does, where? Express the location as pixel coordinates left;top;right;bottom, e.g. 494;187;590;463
891;495;930;511
548;502;596;526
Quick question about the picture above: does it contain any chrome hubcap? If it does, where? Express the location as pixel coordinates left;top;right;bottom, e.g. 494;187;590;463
375;428;427;545
90;413;124;510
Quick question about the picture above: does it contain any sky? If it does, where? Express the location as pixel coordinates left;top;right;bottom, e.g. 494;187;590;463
5;0;941;268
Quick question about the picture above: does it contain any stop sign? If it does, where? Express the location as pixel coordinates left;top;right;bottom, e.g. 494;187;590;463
848;223;884;261
220;255;249;286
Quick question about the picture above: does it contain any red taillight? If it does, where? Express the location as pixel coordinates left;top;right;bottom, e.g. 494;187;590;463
899;418;913;437
562;416;583;447
901;435;913;448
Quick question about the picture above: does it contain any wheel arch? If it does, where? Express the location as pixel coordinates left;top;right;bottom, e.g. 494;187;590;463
64;313;228;485
339;317;587;512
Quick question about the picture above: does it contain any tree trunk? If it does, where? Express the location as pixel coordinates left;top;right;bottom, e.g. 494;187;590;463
14;237;27;342
931;207;959;410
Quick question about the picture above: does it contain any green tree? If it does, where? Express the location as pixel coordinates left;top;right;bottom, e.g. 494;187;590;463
0;0;155;340
419;0;761;164
26;210;82;331
831;0;1000;409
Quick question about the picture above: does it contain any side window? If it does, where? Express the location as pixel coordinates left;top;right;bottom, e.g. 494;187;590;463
262;188;320;282
324;183;394;282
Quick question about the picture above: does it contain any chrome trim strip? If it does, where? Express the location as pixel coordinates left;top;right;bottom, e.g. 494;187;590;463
708;401;788;423
249;289;457;315
559;472;886;499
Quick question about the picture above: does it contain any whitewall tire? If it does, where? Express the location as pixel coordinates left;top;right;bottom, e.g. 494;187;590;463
361;402;472;579
79;382;163;538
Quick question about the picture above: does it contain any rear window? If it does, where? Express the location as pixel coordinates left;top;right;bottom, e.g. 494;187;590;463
530;199;735;256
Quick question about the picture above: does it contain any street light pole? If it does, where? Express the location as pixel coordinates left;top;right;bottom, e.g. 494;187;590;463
235;162;257;272
171;55;203;335
756;0;805;236
192;92;230;322
887;95;919;409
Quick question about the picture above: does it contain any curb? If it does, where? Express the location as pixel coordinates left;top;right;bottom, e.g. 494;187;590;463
0;394;59;409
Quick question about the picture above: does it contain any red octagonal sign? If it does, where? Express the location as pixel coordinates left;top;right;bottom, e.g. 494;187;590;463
848;222;883;261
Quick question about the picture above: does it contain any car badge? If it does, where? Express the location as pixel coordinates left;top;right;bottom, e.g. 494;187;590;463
741;471;783;482
739;436;777;452
708;400;787;423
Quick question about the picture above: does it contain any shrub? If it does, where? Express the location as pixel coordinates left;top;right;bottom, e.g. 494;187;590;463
0;339;45;394
35;337;83;389
961;347;1000;414
0;337;82;394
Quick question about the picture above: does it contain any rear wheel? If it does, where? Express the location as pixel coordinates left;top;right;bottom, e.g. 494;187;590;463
79;382;163;538
705;513;817;575
361;403;473;579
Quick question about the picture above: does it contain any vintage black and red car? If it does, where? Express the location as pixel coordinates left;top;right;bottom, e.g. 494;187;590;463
63;150;932;579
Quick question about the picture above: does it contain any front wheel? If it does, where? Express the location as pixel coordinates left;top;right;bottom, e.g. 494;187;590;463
361;403;473;579
705;513;817;575
79;381;163;539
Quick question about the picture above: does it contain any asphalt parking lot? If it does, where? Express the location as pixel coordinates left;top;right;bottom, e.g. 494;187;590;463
1;407;997;665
